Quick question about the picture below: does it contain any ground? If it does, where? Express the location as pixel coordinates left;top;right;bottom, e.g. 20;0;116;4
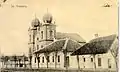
1;68;116;72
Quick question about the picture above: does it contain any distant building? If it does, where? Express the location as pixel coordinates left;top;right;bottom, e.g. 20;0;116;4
28;13;118;70
0;55;29;68
28;13;86;69
71;34;118;70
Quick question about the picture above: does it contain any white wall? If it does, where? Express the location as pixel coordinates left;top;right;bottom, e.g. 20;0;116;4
32;51;116;70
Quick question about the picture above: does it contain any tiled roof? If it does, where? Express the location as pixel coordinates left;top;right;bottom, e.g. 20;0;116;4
34;39;66;53
71;34;118;55
34;39;84;54
66;39;83;52
56;32;86;43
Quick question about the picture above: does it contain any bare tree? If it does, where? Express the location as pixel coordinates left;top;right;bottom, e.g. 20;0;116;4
109;38;118;71
4;56;9;68
12;55;17;68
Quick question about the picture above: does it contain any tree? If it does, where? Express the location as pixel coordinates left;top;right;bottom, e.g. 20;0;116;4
0;55;5;68
23;54;27;68
109;38;118;71
4;56;9;68
12;55;17;68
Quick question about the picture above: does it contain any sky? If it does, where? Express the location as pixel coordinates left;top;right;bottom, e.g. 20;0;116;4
0;0;118;55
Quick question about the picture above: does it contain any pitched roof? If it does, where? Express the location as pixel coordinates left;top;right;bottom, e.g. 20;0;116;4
71;34;117;55
56;32;86;43
34;39;66;53
66;39;83;52
34;39;83;54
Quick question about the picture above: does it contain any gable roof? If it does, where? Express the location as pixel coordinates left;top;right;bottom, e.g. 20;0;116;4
71;34;117;55
56;32;86;43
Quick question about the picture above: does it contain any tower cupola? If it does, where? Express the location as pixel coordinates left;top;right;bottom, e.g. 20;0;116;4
31;18;41;27
43;13;53;23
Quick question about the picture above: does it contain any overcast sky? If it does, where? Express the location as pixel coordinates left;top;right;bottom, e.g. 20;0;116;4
0;0;118;55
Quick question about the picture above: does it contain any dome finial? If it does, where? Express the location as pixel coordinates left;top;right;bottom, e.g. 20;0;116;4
43;9;53;23
31;13;40;27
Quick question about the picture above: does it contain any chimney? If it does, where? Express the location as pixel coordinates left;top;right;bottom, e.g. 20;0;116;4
94;33;99;38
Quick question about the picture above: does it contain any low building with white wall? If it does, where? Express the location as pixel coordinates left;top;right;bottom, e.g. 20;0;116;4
28;12;118;70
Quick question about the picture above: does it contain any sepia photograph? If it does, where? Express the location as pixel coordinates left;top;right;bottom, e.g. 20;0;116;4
0;0;118;72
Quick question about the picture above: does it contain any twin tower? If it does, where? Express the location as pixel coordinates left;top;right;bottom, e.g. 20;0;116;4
28;13;56;55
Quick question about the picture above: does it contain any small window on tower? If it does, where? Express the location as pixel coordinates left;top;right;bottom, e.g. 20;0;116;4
29;35;31;42
37;37;39;40
49;30;53;37
41;45;43;48
37;45;39;50
41;31;43;39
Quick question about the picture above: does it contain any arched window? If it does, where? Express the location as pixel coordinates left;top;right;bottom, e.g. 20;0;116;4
41;45;43;48
49;30;53;37
37;37;39;40
29;35;31;42
41;31;43;39
37;45;39;50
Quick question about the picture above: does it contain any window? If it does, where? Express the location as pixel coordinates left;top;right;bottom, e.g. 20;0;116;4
42;57;44;63
91;58;93;62
37;57;40;63
37;37;39;40
52;56;54;62
49;30;53;37
35;57;36;63
29;35;31;42
83;58;85;62
98;58;101;66
66;56;69;67
41;31;43;39
58;55;60;62
47;56;50;62
108;59;111;68
41;45;43;48
37;45;39;50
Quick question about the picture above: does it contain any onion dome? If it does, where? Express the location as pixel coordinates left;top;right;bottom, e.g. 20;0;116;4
43;13;53;23
31;18;40;27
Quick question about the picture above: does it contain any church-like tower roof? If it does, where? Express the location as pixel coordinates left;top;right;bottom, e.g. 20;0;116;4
43;13;53;23
31;18;41;27
56;32;86;43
